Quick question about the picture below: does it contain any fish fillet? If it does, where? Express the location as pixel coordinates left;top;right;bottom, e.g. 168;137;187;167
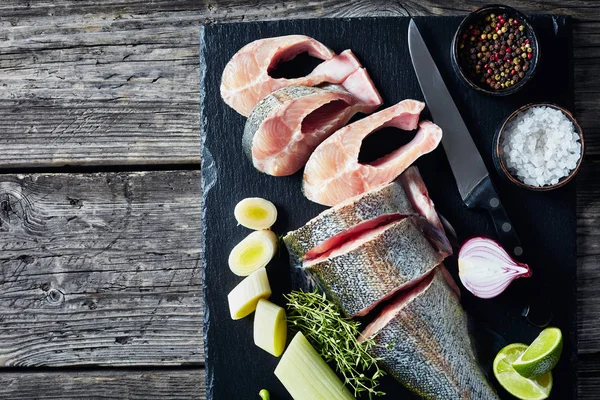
221;35;368;116
360;267;500;399
303;100;443;206
399;165;444;233
243;81;381;176
303;216;448;317
283;166;446;266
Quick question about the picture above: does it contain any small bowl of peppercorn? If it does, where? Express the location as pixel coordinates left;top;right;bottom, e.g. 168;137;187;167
451;4;539;96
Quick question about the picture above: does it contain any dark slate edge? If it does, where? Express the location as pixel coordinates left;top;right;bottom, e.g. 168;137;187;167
563;14;579;400
199;24;216;400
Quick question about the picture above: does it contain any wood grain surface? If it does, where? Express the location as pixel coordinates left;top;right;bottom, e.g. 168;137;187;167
0;171;202;366
0;0;597;399
577;160;600;353
0;369;205;399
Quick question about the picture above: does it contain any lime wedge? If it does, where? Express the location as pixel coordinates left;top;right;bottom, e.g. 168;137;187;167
494;343;553;400
512;327;563;378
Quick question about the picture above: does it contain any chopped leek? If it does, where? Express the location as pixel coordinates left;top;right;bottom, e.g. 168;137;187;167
258;389;270;400
227;268;271;320
234;197;278;230
253;299;287;357
228;230;278;276
275;332;355;400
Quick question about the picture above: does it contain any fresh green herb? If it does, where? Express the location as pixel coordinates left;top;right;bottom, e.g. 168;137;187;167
285;290;386;399
258;388;270;400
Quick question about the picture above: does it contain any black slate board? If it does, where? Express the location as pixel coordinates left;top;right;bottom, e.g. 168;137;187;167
201;16;576;399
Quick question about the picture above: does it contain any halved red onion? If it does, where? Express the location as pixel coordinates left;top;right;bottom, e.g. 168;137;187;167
458;237;531;299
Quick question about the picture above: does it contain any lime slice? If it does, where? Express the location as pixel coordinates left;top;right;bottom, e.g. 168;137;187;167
494;343;553;400
513;327;563;378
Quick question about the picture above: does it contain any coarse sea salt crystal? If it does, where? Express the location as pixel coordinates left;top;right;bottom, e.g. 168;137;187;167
500;106;581;187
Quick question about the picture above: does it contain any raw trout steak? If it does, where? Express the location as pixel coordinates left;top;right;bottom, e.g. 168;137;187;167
303;216;448;317
399;165;443;233
360;267;500;399
243;80;381;176
283;166;445;266
303;100;443;206
221;35;366;116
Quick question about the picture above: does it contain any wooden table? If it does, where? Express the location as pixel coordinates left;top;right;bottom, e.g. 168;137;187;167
0;1;596;398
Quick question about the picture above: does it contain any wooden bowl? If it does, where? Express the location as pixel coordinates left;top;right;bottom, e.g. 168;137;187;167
451;4;540;96
493;103;584;191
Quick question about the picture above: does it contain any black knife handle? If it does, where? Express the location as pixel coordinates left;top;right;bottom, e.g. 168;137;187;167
464;176;552;327
464;176;523;258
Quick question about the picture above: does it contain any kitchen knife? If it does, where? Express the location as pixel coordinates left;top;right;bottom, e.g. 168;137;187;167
408;19;551;327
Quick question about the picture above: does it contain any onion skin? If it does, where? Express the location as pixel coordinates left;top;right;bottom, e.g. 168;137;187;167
458;236;531;299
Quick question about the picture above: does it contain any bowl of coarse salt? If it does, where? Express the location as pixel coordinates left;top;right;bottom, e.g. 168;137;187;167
494;103;584;190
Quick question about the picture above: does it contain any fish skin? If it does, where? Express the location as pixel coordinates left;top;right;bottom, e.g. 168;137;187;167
302;100;443;206
284;177;413;266
220;35;363;116
243;84;379;176
415;215;453;258
361;268;500;400
243;86;319;162
303;217;446;317
283;166;443;266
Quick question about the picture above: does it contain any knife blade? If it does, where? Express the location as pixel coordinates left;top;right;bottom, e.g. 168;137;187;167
408;21;488;202
408;19;522;255
408;19;551;327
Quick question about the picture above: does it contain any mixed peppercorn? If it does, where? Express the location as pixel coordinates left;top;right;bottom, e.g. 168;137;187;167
458;12;536;91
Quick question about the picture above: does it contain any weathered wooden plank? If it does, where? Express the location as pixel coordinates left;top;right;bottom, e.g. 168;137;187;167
579;355;600;399
0;12;201;167
0;0;596;167
0;170;202;366
577;159;600;353
573;20;600;154
0;0;598;20
0;368;205;399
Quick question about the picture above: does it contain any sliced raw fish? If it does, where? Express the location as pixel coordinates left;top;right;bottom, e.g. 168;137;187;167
303;100;443;206
336;67;382;106
360;267;499;399
399;165;444;233
243;81;381;176
303;216;448;317
283;166;446;266
220;35;366;116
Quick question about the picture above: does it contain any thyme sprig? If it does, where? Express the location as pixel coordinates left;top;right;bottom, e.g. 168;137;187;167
285;290;386;399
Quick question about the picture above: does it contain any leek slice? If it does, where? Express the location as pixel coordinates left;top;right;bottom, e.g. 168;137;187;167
275;332;355;400
228;230;278;276
227;268;271;320
234;197;278;230
253;299;287;357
